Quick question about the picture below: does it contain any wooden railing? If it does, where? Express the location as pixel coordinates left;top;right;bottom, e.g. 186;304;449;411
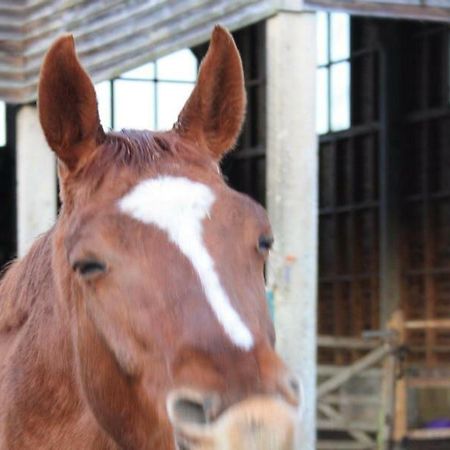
317;335;392;450
317;312;450;449
389;311;450;443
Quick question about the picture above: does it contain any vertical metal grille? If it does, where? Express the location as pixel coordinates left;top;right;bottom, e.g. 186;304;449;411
0;105;16;270
318;18;381;365
400;23;450;366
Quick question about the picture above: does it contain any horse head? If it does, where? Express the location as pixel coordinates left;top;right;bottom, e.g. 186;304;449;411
38;26;301;449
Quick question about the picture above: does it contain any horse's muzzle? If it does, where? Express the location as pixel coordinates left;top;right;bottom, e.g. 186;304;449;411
167;392;301;450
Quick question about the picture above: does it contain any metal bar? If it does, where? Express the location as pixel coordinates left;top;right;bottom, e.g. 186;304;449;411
405;190;450;203
405;267;450;276
378;24;402;326
332;137;345;365
319;273;374;283
319;122;379;143
229;145;265;160
319;201;379;216
405;107;450;123
421;63;437;365
348;135;363;360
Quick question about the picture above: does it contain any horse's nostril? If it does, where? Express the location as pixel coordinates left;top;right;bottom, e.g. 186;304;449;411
280;373;302;407
289;377;300;397
167;389;220;427
175;397;207;425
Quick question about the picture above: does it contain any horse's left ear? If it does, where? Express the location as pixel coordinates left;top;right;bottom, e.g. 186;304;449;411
175;25;246;160
38;35;104;170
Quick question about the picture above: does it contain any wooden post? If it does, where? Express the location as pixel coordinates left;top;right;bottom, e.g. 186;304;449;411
389;310;408;445
378;331;397;449
266;8;318;450
16;105;57;256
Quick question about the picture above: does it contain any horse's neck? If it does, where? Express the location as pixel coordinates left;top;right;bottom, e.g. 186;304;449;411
0;232;116;449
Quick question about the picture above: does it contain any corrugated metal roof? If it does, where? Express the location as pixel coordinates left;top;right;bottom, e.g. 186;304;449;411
0;0;279;103
1;0;449;103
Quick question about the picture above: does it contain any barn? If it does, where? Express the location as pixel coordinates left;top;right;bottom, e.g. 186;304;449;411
0;1;449;449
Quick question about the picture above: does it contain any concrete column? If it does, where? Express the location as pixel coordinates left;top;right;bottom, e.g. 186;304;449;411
266;10;318;450
16;105;57;257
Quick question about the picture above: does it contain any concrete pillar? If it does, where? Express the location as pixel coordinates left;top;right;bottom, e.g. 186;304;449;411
16;105;57;257
266;10;318;450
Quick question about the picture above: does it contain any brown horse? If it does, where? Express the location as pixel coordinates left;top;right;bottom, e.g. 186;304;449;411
0;27;301;449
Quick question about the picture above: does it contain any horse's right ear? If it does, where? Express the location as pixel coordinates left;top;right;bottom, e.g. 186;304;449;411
38;35;104;170
175;26;246;160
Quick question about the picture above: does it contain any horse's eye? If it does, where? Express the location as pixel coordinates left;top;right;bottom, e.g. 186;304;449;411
257;235;274;255
72;260;106;278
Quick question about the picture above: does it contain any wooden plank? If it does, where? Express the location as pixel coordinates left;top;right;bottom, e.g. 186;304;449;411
318;335;379;350
318;403;375;445
318;365;381;377
320;394;381;406
407;428;450;440
317;441;374;450
407;377;450;388
405;319;450;329
318;419;378;432
379;348;397;449
318;344;389;399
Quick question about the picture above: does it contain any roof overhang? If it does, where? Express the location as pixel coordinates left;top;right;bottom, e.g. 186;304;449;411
0;0;449;104
0;0;280;103
304;1;450;22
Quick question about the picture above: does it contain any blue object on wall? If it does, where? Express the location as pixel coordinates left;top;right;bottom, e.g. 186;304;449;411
266;289;275;322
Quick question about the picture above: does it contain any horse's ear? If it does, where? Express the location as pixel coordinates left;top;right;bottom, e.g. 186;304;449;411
38;35;104;170
175;25;246;160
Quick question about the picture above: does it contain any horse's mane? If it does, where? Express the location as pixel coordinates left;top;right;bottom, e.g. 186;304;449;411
96;129;178;172
0;230;54;333
84;128;209;180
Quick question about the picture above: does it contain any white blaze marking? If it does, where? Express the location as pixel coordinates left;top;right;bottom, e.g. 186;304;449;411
118;176;254;350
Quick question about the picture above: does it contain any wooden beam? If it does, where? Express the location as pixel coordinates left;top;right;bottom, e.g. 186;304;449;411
317;419;378;433
405;319;450;330
407;428;450;440
318;403;375;445
407;377;450;388
318;335;379;350
317;441;374;450
320;394;381;406
318;365;381;378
